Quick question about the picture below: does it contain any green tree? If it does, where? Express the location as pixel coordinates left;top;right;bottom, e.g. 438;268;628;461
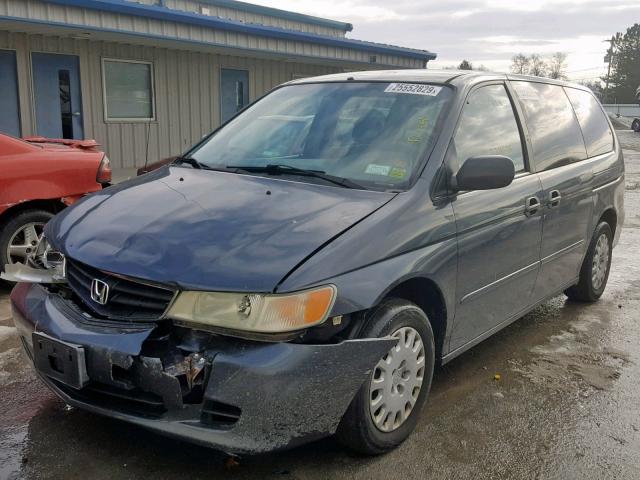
579;80;604;100
458;59;473;70
605;24;640;103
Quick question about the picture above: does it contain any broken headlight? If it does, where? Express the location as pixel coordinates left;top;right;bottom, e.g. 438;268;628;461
0;236;66;284
167;285;336;334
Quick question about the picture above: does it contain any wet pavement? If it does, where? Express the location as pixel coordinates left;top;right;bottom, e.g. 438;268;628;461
1;130;640;480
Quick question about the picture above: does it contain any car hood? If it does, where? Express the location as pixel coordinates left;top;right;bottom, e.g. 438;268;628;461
46;167;395;292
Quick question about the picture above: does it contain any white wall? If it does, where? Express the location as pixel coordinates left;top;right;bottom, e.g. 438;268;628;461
129;0;348;38
602;104;640;117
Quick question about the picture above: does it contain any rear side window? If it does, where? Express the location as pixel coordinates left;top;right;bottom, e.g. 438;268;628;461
511;81;587;171
564;87;614;157
454;84;525;172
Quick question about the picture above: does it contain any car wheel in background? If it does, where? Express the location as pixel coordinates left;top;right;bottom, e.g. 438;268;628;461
0;209;53;283
632;118;640;133
336;298;435;455
565;221;613;302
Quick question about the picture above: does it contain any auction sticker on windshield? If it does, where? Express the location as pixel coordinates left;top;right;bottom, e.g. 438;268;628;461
384;83;442;96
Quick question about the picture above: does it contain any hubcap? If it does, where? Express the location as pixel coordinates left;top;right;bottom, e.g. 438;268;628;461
6;222;44;265
369;326;425;433
591;233;610;291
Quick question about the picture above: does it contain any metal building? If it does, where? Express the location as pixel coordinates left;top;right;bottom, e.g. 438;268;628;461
0;0;436;168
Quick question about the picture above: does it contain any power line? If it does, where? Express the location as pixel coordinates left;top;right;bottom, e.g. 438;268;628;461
565;66;607;74
569;76;606;82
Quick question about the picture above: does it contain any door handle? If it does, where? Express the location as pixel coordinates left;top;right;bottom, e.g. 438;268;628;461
525;196;540;216
72;112;81;117
548;190;561;207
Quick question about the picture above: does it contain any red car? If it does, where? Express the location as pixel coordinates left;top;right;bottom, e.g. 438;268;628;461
0;134;111;278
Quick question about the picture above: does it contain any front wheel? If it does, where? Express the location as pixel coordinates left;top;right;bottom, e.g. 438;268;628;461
336;298;435;455
565;221;613;302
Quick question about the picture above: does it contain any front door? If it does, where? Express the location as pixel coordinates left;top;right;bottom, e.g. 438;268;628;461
0;50;21;137
449;83;544;352
510;81;594;301
220;69;249;124
32;53;84;139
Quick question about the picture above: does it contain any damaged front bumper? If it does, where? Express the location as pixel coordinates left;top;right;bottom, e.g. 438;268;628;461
11;282;393;454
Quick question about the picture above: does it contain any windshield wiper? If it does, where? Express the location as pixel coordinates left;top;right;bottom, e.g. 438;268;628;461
226;164;365;189
174;156;206;169
175;157;243;174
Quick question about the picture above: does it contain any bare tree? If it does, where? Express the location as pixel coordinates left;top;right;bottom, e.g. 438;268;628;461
511;53;530;74
547;52;568;80
529;54;547;77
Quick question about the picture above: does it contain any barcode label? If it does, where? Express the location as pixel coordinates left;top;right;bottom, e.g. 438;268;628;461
384;83;442;96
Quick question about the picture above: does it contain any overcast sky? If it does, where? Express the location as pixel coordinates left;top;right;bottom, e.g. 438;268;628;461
249;0;639;82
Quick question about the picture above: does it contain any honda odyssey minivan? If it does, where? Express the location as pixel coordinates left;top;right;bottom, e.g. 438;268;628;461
7;70;624;455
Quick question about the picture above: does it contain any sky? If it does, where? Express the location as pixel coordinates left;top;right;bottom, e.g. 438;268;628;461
248;0;640;82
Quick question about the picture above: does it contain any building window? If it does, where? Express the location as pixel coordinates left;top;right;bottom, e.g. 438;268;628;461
102;59;155;121
58;69;74;138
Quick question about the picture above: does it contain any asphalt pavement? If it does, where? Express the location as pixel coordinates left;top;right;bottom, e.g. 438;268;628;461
1;130;640;480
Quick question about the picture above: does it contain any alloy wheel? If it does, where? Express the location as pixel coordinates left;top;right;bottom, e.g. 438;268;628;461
6;222;44;265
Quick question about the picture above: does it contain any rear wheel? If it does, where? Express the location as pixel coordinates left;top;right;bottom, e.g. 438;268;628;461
336;298;435;455
632;118;640;133
565;221;613;302
0;209;53;282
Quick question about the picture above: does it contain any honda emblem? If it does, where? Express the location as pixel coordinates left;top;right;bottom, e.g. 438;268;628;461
90;279;109;305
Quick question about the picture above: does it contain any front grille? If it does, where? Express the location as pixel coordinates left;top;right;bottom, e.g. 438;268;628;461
66;258;176;322
53;380;167;419
201;400;242;428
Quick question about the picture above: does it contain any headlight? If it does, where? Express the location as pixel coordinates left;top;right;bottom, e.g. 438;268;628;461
167;285;336;334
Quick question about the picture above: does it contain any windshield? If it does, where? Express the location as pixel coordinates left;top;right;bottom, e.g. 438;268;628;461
188;82;453;191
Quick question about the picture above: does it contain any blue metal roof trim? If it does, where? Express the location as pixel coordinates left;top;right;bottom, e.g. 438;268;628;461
0;15;413;68
195;0;353;32
44;0;437;61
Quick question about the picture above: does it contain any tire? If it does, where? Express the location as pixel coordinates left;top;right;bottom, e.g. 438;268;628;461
336;298;435;455
632;118;640;133
565;221;613;302
0;209;53;283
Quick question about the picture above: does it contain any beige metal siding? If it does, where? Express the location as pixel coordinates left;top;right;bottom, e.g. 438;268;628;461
129;0;347;38
0;0;422;68
0;31;337;168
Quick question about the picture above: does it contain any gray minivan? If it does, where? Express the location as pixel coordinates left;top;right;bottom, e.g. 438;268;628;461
8;70;624;455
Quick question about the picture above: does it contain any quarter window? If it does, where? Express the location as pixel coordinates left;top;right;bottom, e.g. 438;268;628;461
454;84;525;173
511;82;586;171
103;59;155;121
564;87;614;157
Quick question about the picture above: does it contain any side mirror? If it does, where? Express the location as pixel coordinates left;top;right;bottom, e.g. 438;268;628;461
454;155;515;191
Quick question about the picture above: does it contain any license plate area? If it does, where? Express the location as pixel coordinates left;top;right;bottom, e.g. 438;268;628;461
32;332;89;390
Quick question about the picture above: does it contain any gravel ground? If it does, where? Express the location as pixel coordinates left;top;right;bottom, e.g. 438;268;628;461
1;129;640;480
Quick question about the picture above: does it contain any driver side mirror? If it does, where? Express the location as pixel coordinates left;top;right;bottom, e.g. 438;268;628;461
454;155;515;191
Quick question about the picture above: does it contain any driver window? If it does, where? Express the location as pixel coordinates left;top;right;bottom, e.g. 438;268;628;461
454;84;525;172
